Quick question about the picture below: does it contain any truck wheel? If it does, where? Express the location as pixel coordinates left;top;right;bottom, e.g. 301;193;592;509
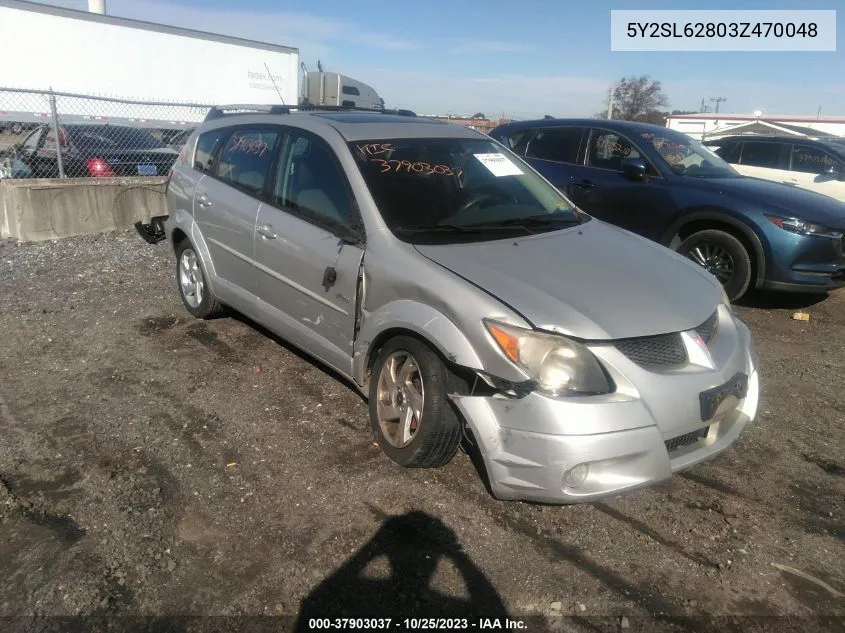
369;337;462;468
678;229;752;301
175;240;223;319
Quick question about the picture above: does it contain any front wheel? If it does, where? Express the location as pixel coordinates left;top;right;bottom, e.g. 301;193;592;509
677;229;752;301
369;337;463;468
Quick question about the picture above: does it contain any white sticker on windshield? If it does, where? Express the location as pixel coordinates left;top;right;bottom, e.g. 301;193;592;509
473;152;523;177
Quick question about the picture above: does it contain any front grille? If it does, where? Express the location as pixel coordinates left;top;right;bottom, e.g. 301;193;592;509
614;310;719;368
615;333;686;367
695;310;719;344
665;426;709;452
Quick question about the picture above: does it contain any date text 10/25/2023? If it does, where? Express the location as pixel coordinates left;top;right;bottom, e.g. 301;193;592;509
306;617;528;630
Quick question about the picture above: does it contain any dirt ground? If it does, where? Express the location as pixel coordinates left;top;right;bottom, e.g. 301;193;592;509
0;230;842;633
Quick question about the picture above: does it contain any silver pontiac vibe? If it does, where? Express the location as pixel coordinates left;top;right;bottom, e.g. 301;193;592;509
163;106;759;504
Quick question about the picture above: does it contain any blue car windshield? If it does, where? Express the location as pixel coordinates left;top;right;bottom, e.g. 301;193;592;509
349;138;584;243
639;131;738;178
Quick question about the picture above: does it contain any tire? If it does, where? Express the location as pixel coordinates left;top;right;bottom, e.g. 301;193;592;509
677;229;752;301
369;336;463;468
10;123;23;136
175;240;223;319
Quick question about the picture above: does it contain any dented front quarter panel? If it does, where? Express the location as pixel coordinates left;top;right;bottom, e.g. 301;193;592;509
351;236;532;387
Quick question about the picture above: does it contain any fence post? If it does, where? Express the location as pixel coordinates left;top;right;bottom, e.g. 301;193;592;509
48;88;65;178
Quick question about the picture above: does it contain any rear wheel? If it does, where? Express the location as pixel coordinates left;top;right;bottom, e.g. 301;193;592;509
175;240;223;319
369;337;462;468
677;229;752;301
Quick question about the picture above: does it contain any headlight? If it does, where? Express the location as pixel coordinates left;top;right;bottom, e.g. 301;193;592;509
484;320;611;396
764;215;843;239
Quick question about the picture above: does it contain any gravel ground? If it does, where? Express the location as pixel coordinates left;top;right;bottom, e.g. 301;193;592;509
0;230;842;633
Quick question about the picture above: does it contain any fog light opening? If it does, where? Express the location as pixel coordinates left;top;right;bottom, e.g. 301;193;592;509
562;463;590;490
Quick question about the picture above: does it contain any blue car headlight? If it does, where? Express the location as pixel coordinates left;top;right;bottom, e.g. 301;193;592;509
764;215;843;239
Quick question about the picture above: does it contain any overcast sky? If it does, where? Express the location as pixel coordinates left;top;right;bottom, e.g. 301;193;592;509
36;0;845;118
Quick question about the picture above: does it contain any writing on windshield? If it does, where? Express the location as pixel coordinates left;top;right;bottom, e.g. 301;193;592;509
370;158;460;176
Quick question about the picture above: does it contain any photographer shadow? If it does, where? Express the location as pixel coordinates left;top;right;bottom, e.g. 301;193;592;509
295;510;509;630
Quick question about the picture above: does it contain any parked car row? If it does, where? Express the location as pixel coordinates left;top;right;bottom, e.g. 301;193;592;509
158;107;770;504
0;123;179;178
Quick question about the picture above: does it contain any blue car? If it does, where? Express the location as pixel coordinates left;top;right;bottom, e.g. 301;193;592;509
490;119;845;300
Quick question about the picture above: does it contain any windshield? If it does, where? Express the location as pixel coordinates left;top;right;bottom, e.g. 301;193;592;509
349;138;583;243
639;130;738;178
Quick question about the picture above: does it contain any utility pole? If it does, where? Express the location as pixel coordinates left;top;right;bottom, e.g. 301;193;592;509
607;84;614;119
710;97;727;113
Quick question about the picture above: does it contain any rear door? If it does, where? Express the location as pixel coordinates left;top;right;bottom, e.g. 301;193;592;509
254;128;364;374
787;144;845;202
193;126;282;298
733;140;791;183
518;126;585;198
566;127;675;240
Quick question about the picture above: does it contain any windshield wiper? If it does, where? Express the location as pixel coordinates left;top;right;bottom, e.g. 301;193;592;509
468;214;582;229
395;223;521;234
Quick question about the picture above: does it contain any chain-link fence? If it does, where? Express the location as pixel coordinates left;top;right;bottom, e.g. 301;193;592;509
0;87;213;179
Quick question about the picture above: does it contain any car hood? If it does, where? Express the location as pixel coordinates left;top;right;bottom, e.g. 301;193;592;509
414;220;723;340
696;176;845;228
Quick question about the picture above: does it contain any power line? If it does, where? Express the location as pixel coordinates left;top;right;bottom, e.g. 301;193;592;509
710;97;727;113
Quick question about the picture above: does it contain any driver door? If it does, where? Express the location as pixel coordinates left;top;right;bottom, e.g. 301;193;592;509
253;129;365;376
567;127;675;240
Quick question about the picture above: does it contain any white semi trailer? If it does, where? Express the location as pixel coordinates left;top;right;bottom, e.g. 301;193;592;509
0;0;385;129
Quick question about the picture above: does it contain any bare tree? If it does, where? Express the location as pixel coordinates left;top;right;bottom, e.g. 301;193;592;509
596;75;670;122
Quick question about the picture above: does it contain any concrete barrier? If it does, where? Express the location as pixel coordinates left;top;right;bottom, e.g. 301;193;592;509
1;177;168;241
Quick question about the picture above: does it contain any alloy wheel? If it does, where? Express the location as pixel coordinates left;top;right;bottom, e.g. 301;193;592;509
687;242;735;284
179;248;204;308
376;351;425;448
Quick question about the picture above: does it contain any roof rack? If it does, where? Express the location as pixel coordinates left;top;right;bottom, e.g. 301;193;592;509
204;103;416;122
204;104;290;121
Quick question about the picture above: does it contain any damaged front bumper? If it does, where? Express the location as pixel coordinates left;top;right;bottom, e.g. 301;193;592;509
450;320;759;504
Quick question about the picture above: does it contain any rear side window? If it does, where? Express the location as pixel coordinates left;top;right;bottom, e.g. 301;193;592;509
586;130;642;171
710;142;741;163
216;129;280;196
194;129;227;173
500;130;530;154
739;142;787;169
526;127;583;164
791;145;839;174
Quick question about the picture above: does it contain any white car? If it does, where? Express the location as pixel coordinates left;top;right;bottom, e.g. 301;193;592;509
705;135;845;203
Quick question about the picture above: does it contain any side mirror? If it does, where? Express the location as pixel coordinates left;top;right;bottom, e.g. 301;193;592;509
823;164;844;181
621;156;648;181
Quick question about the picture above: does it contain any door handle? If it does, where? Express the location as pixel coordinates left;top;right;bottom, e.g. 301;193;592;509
257;223;277;240
573;180;595;190
196;193;213;207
